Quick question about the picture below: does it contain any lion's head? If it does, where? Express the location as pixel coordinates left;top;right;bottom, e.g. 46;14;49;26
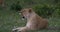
19;8;33;19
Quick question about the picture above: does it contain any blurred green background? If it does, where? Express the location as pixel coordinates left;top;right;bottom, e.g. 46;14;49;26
0;0;60;32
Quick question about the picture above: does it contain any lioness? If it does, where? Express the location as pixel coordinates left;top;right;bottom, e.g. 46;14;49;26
12;8;48;32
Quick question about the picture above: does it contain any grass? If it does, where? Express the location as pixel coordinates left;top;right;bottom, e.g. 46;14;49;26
0;7;60;32
0;0;60;32
0;8;26;32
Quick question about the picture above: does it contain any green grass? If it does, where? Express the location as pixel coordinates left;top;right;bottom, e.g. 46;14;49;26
0;8;26;32
0;0;60;32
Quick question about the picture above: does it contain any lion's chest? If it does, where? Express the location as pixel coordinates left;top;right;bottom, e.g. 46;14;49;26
26;21;33;28
26;20;38;30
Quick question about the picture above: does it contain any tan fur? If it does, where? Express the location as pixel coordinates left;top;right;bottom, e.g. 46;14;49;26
12;8;48;32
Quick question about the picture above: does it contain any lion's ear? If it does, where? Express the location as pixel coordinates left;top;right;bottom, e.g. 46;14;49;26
29;8;32;13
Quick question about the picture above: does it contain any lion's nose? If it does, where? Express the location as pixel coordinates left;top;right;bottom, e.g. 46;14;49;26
22;16;25;18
